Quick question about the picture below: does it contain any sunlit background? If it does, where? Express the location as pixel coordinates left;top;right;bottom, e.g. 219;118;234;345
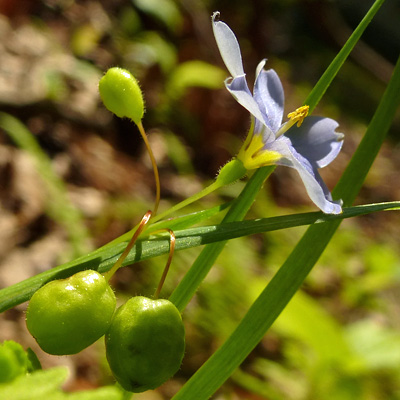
1;0;400;398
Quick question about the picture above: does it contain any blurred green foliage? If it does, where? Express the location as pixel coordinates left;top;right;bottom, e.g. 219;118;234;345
0;365;126;400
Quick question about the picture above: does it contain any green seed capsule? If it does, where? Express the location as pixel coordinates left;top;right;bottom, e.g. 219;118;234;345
98;67;145;124
105;296;185;392
26;270;116;355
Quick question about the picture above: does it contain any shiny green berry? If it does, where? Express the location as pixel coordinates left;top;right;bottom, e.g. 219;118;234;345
98;67;145;124
26;270;116;355
105;296;185;392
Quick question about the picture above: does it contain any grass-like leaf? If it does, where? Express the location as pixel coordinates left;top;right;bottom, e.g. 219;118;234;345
169;0;387;316
171;51;400;400
104;199;233;247
0;201;398;313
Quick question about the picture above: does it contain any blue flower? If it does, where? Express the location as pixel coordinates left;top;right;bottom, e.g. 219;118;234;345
212;12;344;214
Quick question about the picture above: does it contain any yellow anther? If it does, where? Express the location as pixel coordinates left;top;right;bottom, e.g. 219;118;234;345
287;105;309;127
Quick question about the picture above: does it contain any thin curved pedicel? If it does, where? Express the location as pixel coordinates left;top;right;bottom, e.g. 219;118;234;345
212;12;344;214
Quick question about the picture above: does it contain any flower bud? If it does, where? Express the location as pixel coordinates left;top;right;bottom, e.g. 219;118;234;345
99;67;145;125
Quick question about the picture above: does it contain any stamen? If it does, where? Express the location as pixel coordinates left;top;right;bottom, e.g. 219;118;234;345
287;105;309;127
276;105;310;138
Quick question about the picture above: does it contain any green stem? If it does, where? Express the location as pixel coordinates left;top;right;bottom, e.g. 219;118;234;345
137;122;161;216
98;160;246;250
150;158;246;225
153;229;175;299
170;166;275;311
103;211;152;282
150;180;222;225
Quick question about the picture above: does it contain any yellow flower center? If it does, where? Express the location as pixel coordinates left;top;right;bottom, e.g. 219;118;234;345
237;128;282;170
236;105;310;170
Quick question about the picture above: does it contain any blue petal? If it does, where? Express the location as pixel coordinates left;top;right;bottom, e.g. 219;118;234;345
212;12;245;78
253;61;285;133
225;75;269;127
268;136;342;214
254;117;275;144
285;116;344;168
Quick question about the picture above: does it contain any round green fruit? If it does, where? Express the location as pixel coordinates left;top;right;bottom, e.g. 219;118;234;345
26;270;116;355
105;296;185;392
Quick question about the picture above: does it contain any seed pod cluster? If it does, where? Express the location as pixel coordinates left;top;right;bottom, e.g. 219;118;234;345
26;273;185;391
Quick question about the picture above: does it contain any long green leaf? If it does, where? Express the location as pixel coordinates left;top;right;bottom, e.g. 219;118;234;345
172;51;400;400
104;199;233;248
171;0;388;395
171;1;389;396
1;201;397;313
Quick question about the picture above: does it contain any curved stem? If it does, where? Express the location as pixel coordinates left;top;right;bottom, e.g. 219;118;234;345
104;211;152;282
153;229;176;299
150;179;222;225
137;122;161;215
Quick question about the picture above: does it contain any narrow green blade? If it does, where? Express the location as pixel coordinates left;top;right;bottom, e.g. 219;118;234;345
172;52;400;400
